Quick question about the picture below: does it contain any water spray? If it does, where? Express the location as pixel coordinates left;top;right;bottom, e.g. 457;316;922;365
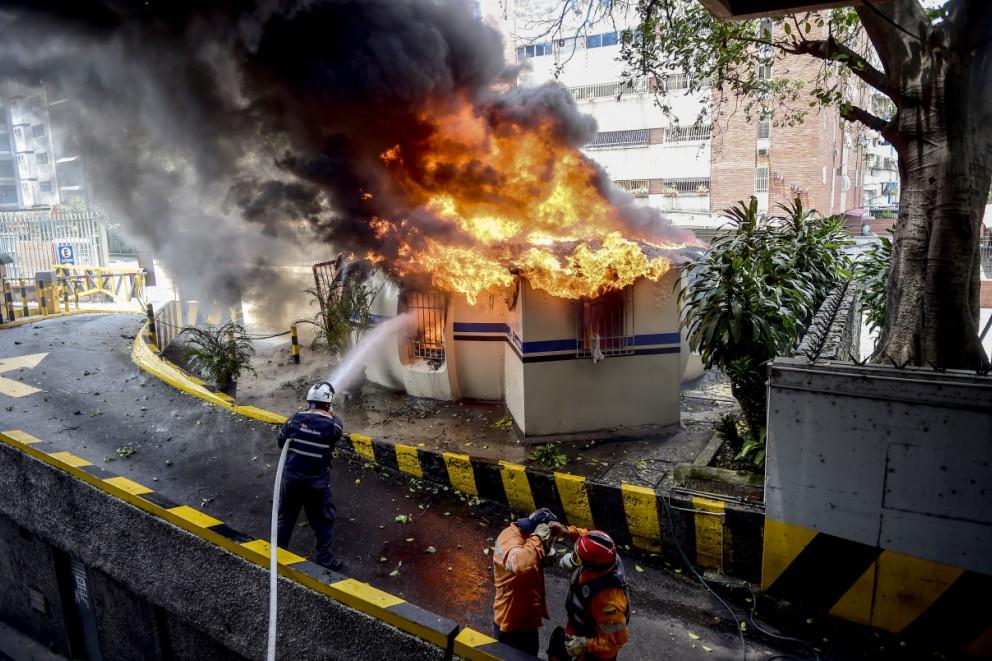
266;312;412;660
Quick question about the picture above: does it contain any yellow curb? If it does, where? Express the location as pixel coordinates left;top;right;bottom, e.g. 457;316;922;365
0;309;120;330
130;322;288;426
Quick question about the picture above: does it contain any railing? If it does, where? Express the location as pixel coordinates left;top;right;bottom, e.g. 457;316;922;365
0;210;107;278
755;167;770;193
666;124;712;143
53;264;145;305
614;179;650;196
569;78;648;102
586;129;651;150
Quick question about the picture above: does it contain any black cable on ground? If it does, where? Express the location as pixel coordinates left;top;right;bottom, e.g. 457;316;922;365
659;492;748;661
659;492;822;661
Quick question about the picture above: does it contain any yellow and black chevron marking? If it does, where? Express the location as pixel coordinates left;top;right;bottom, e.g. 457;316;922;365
346;434;765;582
0;429;536;660
762;518;992;655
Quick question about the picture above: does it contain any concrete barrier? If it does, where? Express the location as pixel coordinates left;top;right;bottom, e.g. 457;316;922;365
0;429;530;660
765;358;992;655
345;433;765;583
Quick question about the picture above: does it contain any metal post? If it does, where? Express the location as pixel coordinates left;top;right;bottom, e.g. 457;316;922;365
37;280;47;317
3;280;14;322
47;285;56;314
291;323;300;364
74;279;79;311
19;279;28;318
62;279;70;313
146;303;159;351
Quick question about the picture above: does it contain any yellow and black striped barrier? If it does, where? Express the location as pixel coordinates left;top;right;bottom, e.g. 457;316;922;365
291;323;300;364
0;429;535;660
345;433;765;582
762;518;992;656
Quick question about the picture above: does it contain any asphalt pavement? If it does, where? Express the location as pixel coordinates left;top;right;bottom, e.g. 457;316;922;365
0;314;934;660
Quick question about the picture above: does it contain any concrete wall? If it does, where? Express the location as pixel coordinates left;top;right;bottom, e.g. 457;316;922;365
515;275;681;436
763;358;992;654
0;430;529;661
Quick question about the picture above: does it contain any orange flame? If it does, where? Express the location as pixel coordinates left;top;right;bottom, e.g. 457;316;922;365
368;97;692;303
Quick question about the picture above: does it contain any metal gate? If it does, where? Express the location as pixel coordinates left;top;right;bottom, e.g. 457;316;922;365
0;210;107;279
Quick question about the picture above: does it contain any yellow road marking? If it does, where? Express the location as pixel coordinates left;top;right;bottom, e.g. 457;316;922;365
103;476;153;495
332;578;405;609
395;444;424;479
622;483;662;552
47;451;92;468
761;519;818;591
240;539;306;565
168;505;222;528
499;461;536;513
0;352;47;398
1;430;43;444
443;453;478;496
554;472;595;530
692;496;725;570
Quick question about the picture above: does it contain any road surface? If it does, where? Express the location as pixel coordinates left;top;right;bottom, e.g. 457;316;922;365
0;313;937;660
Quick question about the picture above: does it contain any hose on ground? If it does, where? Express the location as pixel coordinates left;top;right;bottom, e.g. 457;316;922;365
267;442;291;661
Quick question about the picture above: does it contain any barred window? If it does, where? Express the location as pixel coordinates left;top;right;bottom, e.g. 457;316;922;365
665;124;711;143
757;113;771;139
401;290;446;367
586;129;651;150
568;78;647;102
755;166;770;193
660;178;710;195
577;289;634;360
614;179;649;197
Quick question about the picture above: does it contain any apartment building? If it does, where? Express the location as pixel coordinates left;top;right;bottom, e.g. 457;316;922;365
483;2;865;231
0;82;88;211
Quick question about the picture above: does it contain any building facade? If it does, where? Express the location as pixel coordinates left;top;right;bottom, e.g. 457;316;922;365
484;3;865;231
0;82;88;211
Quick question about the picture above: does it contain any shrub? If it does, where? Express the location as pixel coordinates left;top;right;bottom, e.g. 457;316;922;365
681;197;850;468
529;443;568;469
181;321;256;390
305;264;383;356
854;235;892;336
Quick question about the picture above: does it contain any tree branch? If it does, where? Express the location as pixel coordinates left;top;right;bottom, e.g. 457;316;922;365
788;36;901;102
855;0;931;88
839;104;889;134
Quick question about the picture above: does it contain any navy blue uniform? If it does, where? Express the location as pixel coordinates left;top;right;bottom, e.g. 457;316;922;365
276;409;343;568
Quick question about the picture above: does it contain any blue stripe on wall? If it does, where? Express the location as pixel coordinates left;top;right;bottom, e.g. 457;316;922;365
521;338;577;353
633;332;682;346
452;322;508;333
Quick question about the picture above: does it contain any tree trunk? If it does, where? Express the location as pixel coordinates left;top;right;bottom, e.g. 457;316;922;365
871;18;992;371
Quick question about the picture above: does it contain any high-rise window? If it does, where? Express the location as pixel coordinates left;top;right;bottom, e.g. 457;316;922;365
755;166;770;192
32;125;45;138
39;180;53;193
757;113;771;139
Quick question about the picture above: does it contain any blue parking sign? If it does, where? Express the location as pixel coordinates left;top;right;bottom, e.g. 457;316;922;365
57;243;75;265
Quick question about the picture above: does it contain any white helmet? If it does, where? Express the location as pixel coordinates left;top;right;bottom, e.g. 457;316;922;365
306;382;335;405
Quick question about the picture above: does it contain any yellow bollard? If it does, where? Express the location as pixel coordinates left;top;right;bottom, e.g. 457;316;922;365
3;280;14;321
62;279;70;313
145;303;159;351
291;323;301;364
37;280;47;317
19;279;28;318
74;279;79;310
47;285;56;314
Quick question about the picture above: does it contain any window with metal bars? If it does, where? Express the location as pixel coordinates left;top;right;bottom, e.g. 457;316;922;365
660;178;710;195
586;129;651;150
614;179;649;197
577;289;633;359
665;125;711;143
402;290;446;366
755;166;769;192
757;114;771;139
568;78;647;102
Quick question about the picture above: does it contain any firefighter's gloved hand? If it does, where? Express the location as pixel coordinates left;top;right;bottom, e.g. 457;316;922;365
549;521;566;538
564;635;588;656
532;523;552;545
559;551;580;571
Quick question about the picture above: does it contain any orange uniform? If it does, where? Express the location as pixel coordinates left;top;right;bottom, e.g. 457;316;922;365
493;524;586;632
564;566;631;660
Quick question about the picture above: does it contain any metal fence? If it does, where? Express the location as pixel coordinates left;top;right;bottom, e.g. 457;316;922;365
0;210;107;279
587;129;652;150
568;78;648;102
402;290;446;366
666;124;712;143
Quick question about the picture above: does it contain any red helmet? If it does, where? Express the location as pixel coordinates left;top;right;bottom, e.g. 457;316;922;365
574;531;617;571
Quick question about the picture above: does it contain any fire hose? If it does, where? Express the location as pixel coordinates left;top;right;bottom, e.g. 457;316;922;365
266;441;291;661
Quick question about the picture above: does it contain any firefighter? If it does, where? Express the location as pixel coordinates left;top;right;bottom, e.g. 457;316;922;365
276;382;344;571
550;531;631;661
492;508;585;655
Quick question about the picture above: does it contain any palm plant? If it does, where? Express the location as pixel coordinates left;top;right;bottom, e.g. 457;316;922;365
181;321;256;394
854;234;892;336
680;197;850;468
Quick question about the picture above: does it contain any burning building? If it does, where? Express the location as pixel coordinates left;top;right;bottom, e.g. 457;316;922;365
317;94;701;437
